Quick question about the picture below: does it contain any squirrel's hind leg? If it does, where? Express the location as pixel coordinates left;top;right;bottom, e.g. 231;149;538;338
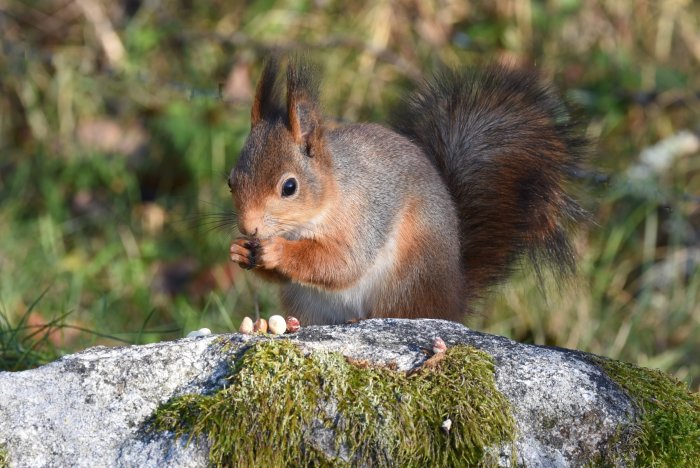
368;203;465;322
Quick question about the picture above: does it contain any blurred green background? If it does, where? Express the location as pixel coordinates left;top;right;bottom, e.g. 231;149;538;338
1;0;699;389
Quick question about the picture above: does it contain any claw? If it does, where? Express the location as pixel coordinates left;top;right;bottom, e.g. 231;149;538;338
243;238;261;270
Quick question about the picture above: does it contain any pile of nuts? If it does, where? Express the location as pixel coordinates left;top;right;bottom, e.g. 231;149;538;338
239;315;300;335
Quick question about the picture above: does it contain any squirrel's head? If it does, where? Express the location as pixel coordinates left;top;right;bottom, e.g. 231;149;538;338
228;58;335;240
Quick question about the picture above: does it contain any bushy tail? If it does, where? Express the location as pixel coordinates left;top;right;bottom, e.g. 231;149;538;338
392;64;587;299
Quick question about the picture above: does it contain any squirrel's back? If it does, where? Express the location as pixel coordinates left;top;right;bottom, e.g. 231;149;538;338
392;64;586;301
327;122;455;218
282;122;463;323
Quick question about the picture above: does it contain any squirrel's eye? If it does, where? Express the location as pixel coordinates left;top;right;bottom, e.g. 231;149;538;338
281;178;297;197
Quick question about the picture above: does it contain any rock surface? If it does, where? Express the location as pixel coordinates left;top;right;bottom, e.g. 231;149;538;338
0;319;652;466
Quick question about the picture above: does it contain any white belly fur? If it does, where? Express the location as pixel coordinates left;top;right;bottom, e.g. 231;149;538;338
282;217;402;325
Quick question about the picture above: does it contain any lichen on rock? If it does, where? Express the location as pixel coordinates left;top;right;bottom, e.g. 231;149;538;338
150;338;517;466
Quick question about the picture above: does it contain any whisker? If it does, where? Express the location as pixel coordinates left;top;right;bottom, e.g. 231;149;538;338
201;221;240;234
192;214;236;221
171;210;238;231
196;222;236;230
195;219;238;232
197;198;233;211
170;215;236;224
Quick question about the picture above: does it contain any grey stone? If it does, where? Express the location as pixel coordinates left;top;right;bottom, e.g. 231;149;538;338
0;319;637;466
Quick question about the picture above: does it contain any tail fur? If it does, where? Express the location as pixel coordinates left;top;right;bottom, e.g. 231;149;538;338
392;64;587;299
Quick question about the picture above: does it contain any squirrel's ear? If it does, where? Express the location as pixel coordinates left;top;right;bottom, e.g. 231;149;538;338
286;59;323;152
251;58;281;126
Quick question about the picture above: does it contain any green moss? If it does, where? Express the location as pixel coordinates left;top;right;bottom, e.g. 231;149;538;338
592;356;700;466
151;339;517;466
0;446;8;468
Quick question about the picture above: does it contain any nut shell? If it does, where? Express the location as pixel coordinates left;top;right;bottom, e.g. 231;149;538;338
253;318;268;333
239;317;254;334
285;316;301;333
441;418;452;433
186;328;211;338
268;315;286;335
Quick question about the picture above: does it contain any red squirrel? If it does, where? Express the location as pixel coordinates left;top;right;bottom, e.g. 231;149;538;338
228;58;585;325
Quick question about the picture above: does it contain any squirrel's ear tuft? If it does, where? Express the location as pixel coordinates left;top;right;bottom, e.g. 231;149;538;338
251;58;282;126
286;57;323;153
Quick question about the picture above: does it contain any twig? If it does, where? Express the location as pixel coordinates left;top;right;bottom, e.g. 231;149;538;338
74;0;125;69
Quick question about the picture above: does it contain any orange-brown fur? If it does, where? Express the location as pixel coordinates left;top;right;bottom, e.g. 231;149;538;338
367;199;463;321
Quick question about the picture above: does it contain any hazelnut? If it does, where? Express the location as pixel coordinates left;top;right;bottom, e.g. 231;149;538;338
239;317;254;334
268;315;286;335
253;318;268;333
285;316;301;333
432;337;447;354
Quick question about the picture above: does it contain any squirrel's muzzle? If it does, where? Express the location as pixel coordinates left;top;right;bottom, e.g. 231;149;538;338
238;209;264;238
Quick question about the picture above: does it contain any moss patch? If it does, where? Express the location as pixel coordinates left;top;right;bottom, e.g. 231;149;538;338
592;356;700;466
0;446;8;468
151;339;516;466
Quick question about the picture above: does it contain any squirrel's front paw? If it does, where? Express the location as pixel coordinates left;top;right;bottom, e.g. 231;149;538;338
230;238;260;270
258;237;285;270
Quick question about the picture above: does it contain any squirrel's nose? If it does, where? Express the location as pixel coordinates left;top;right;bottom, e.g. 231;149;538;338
238;213;261;237
239;226;258;237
